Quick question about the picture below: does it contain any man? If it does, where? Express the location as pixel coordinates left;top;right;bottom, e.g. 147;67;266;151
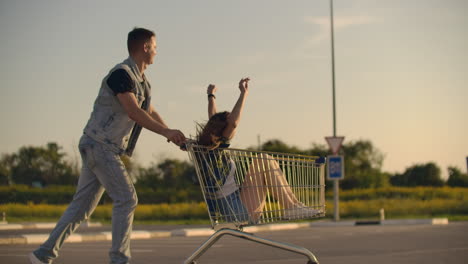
29;28;186;264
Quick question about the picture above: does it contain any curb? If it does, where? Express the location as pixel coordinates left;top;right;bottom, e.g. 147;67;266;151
0;222;102;231
0;223;316;245
0;218;449;245
381;218;449;225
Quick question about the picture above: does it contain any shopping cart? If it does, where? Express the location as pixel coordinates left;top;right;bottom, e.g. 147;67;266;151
184;142;326;264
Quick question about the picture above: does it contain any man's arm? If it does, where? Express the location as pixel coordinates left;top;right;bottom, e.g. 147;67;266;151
149;105;169;129
117;92;185;145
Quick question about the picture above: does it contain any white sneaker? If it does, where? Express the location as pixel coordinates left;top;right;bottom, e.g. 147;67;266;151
29;252;47;264
283;207;322;220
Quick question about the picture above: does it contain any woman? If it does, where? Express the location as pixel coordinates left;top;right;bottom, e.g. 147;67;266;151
196;78;321;224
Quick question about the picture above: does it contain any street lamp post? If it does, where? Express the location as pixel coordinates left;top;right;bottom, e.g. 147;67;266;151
329;0;340;221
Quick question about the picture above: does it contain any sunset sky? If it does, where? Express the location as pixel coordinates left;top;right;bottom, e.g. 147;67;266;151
1;0;466;178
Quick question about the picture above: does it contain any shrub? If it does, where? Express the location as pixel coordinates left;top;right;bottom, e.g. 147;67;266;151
326;186;468;201
0;185;204;205
0;202;209;221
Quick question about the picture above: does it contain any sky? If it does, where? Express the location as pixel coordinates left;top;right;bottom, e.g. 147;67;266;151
1;0;467;178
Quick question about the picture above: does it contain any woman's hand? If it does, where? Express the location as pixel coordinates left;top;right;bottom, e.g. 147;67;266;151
239;77;250;94
207;84;217;95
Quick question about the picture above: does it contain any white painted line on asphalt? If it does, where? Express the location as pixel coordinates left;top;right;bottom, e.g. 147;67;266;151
101;232;112;240
34;223;57;229
382;218;449;225
149;231;172;238
243;226;259;232
309;220;355;227
80;222;103;228
172;228;214;237
131;231;152;239
0;222;102;230
67;234;83;243
22;234;49;244
269;223;309;231
432;218;449;225
0;224;23;230
2;218;451;245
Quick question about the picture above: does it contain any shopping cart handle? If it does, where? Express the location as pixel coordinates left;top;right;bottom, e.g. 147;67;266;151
315;156;326;164
180;143;187;151
166;139;188;151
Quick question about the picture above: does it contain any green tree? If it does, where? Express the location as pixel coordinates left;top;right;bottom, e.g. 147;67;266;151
134;158;200;203
447;166;468;187
158;159;196;188
134;164;162;189
259;139;305;154
340;140;389;189
390;162;444;187
254;139;389;190
10;142;78;186
0;154;14;185
135;159;196;189
306;143;329;158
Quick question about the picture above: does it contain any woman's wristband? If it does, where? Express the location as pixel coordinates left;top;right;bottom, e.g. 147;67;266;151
208;94;216;99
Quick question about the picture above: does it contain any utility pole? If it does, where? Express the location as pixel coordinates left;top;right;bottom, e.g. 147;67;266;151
329;0;340;221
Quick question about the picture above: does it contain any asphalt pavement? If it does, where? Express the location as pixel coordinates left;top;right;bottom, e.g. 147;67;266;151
0;217;449;245
1;220;466;264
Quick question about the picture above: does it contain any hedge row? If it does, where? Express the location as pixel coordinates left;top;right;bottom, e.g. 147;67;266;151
335;199;468;218
0;202;209;221
1;198;467;222
326;186;468;201
2;185;467;205
0;185;203;205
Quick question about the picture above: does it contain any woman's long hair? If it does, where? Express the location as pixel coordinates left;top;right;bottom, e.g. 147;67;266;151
196;111;230;149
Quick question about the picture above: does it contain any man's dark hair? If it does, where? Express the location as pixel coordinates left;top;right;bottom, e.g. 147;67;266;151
127;27;156;54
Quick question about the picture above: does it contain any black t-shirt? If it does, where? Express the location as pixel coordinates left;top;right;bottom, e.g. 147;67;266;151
106;69;136;95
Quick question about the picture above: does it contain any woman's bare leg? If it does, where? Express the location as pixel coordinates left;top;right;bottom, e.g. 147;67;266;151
239;155;267;222
266;158;301;203
240;154;304;222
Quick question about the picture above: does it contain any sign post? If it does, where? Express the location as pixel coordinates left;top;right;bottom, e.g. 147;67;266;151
327;0;344;222
325;136;344;221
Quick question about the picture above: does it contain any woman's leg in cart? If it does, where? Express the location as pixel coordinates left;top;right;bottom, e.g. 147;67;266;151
240;154;302;221
239;166;267;221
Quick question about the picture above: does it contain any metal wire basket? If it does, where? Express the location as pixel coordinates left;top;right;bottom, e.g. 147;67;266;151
184;142;326;264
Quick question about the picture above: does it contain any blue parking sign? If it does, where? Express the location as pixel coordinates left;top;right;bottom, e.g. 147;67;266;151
327;155;344;180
